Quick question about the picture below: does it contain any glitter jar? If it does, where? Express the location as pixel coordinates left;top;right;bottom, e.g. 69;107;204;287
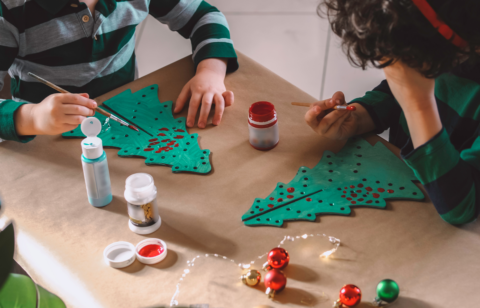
124;173;161;234
248;101;279;150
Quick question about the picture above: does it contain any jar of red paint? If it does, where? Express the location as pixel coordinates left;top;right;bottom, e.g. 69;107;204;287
248;101;279;150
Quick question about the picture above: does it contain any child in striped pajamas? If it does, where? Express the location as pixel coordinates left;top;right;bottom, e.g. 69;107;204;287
305;0;480;225
0;0;237;142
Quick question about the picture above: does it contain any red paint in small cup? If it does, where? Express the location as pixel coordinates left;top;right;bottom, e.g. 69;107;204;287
248;102;279;150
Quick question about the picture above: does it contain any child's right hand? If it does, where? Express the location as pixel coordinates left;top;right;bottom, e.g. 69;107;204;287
15;93;97;136
304;91;360;140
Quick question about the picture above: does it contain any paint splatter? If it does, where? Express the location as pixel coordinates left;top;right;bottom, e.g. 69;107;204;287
155;146;173;153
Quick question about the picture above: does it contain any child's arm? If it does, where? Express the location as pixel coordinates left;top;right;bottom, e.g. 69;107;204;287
149;0;237;128
384;61;479;225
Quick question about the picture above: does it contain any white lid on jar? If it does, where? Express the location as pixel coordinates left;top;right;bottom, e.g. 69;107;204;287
135;238;167;265
103;241;135;269
124;173;157;205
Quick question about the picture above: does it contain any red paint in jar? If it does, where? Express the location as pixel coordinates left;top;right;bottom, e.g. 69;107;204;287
139;244;164;258
248;101;279;150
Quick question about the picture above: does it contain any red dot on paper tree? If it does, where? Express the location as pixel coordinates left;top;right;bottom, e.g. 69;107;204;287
287;188;295;193
366;187;373;191
358;184;364;188
287;195;294;199
268;204;274;208
378;188;385;192
388;189;394;193
306;198;312;202
372;193;380;198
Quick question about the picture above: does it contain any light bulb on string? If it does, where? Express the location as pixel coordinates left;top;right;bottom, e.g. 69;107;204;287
169;233;341;306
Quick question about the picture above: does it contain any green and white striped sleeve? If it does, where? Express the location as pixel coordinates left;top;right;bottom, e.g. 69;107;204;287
149;0;238;72
0;2;34;143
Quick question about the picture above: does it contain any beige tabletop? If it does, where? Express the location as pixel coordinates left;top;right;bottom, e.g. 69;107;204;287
1;52;479;308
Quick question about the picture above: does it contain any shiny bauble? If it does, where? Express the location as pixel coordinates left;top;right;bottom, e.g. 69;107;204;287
267;247;290;269
241;269;261;287
376;279;399;303
339;284;362;307
264;269;287;299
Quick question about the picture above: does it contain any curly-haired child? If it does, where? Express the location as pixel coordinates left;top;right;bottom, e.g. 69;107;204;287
305;0;480;225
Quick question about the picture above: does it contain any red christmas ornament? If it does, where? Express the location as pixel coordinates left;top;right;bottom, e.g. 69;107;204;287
264;269;287;299
267;247;290;269
338;284;362;307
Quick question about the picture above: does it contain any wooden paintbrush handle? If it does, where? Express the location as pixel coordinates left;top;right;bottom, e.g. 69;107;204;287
95;107;111;117
291;102;313;107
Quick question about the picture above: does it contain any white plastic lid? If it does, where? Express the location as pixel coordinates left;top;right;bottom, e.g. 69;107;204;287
81;117;103;159
135;238;167;265
124;173;157;204
81;117;102;137
103;241;136;269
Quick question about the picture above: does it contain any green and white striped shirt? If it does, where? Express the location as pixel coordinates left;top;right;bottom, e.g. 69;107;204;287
0;0;238;142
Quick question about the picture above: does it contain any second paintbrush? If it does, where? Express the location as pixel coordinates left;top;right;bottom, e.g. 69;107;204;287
28;72;139;133
291;102;356;111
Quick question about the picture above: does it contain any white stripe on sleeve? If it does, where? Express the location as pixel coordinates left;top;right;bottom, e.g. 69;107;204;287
192;38;233;59
155;0;202;31
190;11;229;38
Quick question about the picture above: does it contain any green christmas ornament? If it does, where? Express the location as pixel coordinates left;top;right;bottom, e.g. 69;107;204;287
62;85;211;174
375;279;400;305
242;137;424;227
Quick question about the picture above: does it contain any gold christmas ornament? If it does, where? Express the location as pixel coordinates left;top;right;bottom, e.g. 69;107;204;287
241;269;261;286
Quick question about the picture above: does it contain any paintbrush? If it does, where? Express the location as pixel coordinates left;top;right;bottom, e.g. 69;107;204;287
291;102;356;111
28;72;140;133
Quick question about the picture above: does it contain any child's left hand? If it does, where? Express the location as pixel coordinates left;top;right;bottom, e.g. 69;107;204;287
174;58;234;128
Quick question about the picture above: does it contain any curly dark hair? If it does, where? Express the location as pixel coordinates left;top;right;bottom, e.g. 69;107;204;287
319;0;480;77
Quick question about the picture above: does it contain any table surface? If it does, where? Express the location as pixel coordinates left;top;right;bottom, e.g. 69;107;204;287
1;52;479;308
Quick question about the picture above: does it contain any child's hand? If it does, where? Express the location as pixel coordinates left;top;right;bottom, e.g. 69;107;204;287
174;58;234;128
305;91;360;140
15;93;97;136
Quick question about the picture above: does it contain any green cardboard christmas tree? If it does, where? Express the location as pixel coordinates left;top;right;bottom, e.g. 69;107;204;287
242;137;425;227
62;85;211;174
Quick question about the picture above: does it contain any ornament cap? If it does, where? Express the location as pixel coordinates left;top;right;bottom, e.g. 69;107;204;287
262;261;272;271
266;287;276;299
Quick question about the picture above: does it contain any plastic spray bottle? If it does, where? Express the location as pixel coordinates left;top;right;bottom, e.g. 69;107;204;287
80;117;112;207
